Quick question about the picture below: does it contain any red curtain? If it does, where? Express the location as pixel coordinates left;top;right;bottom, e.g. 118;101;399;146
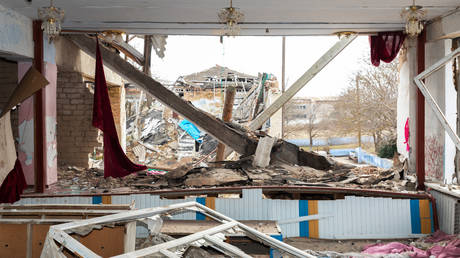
0;159;27;204
370;31;406;66
93;38;147;178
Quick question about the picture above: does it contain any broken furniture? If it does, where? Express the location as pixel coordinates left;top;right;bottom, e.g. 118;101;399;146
0;204;135;258
43;201;313;257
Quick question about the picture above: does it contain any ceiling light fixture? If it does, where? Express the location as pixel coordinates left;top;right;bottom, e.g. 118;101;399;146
401;0;426;37
335;31;357;39
38;0;65;42
218;0;244;36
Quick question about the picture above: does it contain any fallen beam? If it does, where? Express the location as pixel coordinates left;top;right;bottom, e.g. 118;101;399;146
67;35;257;155
216;86;236;162
249;34;357;131
105;36;145;65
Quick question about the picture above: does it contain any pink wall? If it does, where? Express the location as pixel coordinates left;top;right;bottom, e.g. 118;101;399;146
44;62;57;185
17;62;34;185
17;61;57;186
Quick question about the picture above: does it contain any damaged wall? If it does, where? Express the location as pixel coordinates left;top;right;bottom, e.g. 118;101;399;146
108;85;126;150
16;39;58;186
0;59;19;140
398;10;460;184
0;3;33;59
56;71;99;167
54;37;126;168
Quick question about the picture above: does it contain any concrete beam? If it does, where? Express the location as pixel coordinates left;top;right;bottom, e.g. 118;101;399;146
427;10;460;41
0;4;33;60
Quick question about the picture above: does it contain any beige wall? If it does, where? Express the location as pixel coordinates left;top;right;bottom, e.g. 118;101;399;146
54;37;123;86
55;38;126;167
56;71;99;167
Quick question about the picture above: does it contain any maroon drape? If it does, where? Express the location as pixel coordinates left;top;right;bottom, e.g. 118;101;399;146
369;31;406;66
93;38;147;178
0;159;27;204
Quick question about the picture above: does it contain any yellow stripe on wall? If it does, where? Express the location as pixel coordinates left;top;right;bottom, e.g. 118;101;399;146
308;200;319;238
419;199;431;234
102;195;112;204
205;197;216;221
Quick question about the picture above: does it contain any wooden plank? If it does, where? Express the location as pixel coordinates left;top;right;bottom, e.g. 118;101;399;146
0;204;132;210
105;36;145;66
0;224;28;258
26;224;32;258
248;34;357;131
67;35;257;155
0;209;130;215
113;221;238;258
160;220;280;235
143;35;152;75
216;86;236;161
77;226;126;257
31;224;51;258
54;202;196;231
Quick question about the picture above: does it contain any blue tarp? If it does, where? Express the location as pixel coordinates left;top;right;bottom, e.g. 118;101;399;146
178;120;202;143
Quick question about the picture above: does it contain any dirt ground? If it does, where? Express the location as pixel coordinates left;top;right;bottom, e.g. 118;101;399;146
284;237;412;253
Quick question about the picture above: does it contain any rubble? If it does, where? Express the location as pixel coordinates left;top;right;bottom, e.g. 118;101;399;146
57;150;416;193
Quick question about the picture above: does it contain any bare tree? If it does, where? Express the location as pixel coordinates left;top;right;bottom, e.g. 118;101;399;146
305;101;320;150
332;57;399;151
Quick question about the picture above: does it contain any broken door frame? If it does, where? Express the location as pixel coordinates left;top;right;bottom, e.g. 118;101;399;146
413;47;460;151
45;202;313;258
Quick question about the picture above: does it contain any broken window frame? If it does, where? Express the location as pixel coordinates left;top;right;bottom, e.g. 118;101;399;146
45;201;313;258
413;47;460;151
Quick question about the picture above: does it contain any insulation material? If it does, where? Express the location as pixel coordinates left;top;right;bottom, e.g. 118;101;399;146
0;66;49;118
0;111;16;185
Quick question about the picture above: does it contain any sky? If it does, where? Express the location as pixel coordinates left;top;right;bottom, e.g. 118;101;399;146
135;35;370;98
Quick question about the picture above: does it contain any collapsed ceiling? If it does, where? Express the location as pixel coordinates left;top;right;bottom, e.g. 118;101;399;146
1;0;459;35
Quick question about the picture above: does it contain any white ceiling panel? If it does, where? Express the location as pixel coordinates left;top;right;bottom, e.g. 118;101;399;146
1;0;458;35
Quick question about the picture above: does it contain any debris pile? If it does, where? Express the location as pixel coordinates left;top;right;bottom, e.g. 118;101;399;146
57;149;415;193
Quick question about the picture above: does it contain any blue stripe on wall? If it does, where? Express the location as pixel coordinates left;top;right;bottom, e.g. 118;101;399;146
196;197;206;220
410;199;421;234
299;200;309;237
269;234;283;258
92;196;102;204
429;202;434;233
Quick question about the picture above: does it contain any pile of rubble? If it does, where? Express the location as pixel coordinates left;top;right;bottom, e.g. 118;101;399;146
57;151;416;193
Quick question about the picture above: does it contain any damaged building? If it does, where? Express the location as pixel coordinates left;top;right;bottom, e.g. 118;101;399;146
0;0;459;257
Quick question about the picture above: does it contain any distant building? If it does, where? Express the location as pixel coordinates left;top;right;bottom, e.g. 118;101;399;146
285;97;337;125
173;65;262;116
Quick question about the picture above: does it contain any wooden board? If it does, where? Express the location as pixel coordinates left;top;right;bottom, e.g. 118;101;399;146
74;226;126;257
0;224;28;258
0;204;132;210
32;224;52;258
161;220;280;236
